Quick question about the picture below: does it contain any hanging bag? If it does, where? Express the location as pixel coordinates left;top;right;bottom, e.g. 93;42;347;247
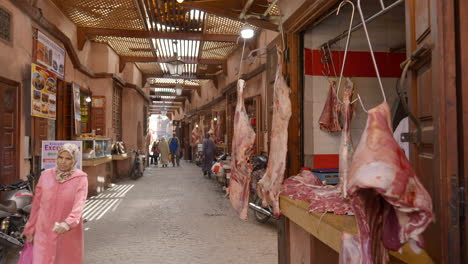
18;242;33;264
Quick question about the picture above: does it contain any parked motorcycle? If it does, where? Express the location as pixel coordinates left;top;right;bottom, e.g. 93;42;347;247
248;154;275;223
211;153;231;190
0;172;37;263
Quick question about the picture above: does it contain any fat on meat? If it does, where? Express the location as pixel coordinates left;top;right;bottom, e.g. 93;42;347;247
281;78;355;215
319;81;342;132
339;78;355;195
229;79;256;220
344;103;433;263
258;50;291;217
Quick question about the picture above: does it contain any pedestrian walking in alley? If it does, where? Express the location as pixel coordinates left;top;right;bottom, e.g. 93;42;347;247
202;132;216;178
151;140;159;166
158;137;170;167
168;133;180;167
22;143;88;264
145;131;152;167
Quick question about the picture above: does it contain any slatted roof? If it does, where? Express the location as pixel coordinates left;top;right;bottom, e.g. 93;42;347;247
53;0;279;110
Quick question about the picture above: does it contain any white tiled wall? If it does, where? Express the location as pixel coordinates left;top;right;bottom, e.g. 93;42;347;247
303;2;405;157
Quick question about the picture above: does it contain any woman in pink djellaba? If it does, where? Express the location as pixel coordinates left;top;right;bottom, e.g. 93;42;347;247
22;143;88;263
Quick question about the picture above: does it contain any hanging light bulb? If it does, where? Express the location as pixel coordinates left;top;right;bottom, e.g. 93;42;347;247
85;96;92;103
240;24;254;39
214;117;217;121
175;83;183;96
176;0;184;3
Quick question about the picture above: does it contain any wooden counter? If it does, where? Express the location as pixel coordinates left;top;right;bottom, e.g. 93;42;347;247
82;156;112;167
280;195;434;264
82;156;113;196
112;153;129;160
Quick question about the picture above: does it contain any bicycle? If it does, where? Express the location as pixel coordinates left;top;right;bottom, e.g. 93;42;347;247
128;150;144;180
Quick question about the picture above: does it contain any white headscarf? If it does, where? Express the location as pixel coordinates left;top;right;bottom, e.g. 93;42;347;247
55;143;80;183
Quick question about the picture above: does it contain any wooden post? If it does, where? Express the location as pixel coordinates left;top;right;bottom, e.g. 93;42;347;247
286;33;301;177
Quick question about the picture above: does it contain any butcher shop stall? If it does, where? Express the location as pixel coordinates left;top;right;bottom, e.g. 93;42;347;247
263;0;464;263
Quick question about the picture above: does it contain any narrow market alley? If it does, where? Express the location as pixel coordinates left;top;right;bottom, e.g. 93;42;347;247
8;161;277;264
82;161;277;264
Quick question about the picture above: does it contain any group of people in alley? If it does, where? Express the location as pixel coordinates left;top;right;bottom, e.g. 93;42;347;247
19;132;217;263
149;133;181;168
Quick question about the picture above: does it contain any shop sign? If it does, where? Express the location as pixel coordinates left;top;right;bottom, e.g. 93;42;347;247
36;31;65;79
31;63;57;120
72;83;81;135
41;141;83;170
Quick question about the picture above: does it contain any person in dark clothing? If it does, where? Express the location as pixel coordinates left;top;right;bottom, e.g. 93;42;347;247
202;133;216;178
151;140;159;166
168;133;180;167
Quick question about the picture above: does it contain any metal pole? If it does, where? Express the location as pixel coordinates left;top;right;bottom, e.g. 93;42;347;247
321;0;403;48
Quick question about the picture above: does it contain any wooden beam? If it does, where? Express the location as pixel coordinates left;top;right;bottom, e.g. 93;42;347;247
281;0;339;33
181;1;278;31
78;27;239;44
286;34;301;177
121;56;224;65
150;83;200;89
144;73;216;80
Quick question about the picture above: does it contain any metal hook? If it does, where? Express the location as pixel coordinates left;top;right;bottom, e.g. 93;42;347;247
357;0;387;102
336;0;355;103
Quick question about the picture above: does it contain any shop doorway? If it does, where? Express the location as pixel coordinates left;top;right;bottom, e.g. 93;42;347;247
0;76;20;183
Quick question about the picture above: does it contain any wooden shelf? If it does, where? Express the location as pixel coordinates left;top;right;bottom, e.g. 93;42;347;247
112;153;129;160
82;156;112;167
279;195;434;264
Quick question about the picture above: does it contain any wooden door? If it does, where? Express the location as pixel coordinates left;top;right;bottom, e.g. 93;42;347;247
405;0;460;262
456;0;468;262
0;77;20;184
56;81;73;140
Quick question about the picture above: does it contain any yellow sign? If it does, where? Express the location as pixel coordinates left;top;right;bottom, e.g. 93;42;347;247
31;63;57;120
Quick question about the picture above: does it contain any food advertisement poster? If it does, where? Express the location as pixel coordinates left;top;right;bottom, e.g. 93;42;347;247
72;83;81;135
31;63;57;120
41;141;83;170
36;31;65;79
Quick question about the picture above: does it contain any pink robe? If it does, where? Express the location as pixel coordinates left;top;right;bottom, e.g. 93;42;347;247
24;168;88;264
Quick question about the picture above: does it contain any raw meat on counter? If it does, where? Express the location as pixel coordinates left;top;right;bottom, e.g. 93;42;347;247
319;81;342;132
281;78;355;215
229;79;256;220
281;170;352;215
258;50;292;217
343;102;433;263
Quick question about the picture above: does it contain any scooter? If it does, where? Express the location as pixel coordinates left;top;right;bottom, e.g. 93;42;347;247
0;172;36;263
211;153;231;190
248;155;275;223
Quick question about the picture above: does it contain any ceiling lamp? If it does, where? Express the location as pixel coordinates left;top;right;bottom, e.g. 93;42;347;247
165;41;185;76
176;0;184;3
175;83;183;96
240;24;254;39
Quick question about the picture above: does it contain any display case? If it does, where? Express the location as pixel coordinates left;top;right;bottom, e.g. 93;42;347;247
81;139;111;159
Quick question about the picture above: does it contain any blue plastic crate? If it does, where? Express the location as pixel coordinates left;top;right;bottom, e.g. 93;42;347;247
312;168;339;185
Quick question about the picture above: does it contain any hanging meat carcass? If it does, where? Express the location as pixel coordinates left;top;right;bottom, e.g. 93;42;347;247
257;49;292;217
229;79;256;220
281;78;355;215
319;81;342;132
342;103;433;264
214;120;222;144
191;125;201;146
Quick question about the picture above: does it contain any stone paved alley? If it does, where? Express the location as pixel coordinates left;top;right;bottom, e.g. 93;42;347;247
9;161;277;264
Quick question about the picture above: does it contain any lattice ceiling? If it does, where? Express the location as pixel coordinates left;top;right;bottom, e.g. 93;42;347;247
53;0;279;107
51;0;144;30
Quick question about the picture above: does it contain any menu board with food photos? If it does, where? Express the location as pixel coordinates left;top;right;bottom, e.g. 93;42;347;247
36;31;65;79
31;63;57;120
